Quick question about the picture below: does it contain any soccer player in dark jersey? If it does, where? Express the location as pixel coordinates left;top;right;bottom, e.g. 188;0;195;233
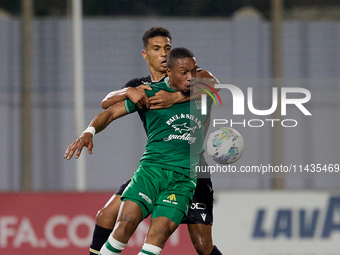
65;47;211;255
90;27;222;255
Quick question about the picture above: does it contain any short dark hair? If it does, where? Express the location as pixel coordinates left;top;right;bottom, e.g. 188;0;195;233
167;47;195;69
142;27;172;49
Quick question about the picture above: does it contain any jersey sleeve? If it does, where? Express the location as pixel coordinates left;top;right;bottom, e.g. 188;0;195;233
124;98;138;114
122;78;140;89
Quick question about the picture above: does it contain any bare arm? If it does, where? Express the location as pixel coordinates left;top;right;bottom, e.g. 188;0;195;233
64;101;128;160
149;70;220;109
101;88;129;109
101;85;152;110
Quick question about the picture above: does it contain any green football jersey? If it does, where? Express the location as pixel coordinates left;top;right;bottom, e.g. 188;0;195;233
124;79;211;177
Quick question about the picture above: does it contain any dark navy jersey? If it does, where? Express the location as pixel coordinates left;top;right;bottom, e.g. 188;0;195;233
123;76;152;89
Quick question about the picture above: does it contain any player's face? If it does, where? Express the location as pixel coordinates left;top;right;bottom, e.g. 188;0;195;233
142;36;171;75
167;57;197;96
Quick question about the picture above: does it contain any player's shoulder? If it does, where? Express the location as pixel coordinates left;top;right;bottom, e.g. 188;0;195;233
148;81;166;92
197;67;204;73
151;75;167;83
149;77;174;92
196;68;214;78
123;76;152;88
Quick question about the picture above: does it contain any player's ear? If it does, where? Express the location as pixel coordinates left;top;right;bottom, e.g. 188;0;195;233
142;49;147;60
166;68;171;76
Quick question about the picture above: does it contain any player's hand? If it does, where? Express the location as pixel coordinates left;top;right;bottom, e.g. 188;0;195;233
126;85;152;109
149;90;177;109
64;133;94;160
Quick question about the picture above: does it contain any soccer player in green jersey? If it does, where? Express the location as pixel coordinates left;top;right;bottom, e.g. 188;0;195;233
64;48;212;255
91;27;222;255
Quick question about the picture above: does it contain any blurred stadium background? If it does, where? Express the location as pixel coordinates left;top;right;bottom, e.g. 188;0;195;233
0;0;340;254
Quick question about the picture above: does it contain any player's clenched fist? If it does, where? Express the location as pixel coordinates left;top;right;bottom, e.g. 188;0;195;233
126;85;152;109
64;132;94;160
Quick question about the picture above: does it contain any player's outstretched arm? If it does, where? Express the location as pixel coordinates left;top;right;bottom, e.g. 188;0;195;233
149;70;219;109
101;85;152;110
64;101;128;160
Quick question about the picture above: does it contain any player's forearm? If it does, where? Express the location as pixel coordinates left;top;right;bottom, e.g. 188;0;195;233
174;89;207;103
88;110;114;134
89;102;128;134
173;91;189;103
101;88;129;109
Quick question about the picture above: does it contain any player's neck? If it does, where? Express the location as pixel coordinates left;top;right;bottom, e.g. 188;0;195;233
150;70;166;82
